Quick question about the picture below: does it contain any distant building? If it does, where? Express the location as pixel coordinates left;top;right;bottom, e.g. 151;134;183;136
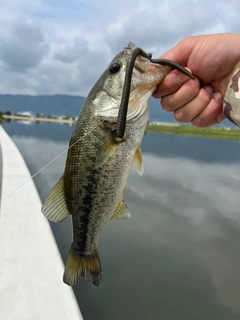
149;121;179;127
17;111;32;117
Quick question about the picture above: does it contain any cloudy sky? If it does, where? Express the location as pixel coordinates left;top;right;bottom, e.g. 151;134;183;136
0;0;239;96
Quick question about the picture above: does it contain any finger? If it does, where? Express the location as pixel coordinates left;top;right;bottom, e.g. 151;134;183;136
208;109;226;127
191;92;223;127
159;36;200;65
173;86;214;123
153;69;193;98
161;77;201;112
153;70;192;98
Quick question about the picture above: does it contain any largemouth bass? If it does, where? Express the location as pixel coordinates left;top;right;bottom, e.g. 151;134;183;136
42;43;193;287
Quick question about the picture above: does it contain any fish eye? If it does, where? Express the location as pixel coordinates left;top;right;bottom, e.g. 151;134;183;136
109;62;121;74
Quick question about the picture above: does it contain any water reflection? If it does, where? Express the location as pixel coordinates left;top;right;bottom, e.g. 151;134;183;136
2;122;240;320
127;155;240;314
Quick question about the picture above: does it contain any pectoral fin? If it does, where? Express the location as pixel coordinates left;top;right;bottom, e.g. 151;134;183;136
95;136;122;168
133;146;144;176
41;176;70;222
110;198;131;220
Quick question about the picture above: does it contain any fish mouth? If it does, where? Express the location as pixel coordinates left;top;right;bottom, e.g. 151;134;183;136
115;44;194;139
95;55;172;123
94;43;194;137
133;61;145;74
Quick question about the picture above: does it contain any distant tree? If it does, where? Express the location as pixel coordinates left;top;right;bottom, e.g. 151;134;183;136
5;110;11;115
0;111;3;124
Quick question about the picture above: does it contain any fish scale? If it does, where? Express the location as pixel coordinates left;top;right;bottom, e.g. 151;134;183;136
41;42;193;287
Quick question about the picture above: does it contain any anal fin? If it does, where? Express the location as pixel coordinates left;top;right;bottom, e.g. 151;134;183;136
110;198;131;220
41;176;70;222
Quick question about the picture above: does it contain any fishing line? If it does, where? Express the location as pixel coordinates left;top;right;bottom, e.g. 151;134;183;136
1;47;195;203
1;117;109;203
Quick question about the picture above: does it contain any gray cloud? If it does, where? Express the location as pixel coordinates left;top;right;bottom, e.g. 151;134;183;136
104;0;228;56
0;19;49;72
0;0;240;95
54;37;88;64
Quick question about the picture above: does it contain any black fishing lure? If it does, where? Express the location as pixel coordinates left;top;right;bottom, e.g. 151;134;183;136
115;47;195;139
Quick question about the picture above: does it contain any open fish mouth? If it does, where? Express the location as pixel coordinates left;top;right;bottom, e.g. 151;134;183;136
115;43;195;140
41;42;195;287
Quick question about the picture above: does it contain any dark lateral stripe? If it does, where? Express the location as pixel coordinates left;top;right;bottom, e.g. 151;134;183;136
74;171;98;253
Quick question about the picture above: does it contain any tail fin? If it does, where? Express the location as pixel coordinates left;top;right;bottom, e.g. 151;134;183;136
63;244;102;287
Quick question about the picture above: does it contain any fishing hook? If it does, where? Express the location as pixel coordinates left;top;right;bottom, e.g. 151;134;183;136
115;47;195;140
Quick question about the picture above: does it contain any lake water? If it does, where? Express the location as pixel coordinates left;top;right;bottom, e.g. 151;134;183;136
3;121;240;320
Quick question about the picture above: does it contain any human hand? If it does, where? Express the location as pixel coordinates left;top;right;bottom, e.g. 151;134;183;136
153;33;240;127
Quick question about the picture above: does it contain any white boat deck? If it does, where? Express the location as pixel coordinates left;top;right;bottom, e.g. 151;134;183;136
0;126;83;320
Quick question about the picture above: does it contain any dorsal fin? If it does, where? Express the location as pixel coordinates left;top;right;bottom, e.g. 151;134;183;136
41;176;70;222
110;198;131;220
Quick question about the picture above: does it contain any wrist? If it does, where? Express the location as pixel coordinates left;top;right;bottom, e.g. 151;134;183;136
223;66;240;127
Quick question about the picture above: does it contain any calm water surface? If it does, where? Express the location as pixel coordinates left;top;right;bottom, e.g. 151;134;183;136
3;121;240;320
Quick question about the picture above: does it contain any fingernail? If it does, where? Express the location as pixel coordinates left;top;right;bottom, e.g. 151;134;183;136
202;85;214;95
192;119;199;127
175;110;183;121
213;91;222;102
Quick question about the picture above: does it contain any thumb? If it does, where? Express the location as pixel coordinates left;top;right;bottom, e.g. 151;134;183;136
159;37;198;66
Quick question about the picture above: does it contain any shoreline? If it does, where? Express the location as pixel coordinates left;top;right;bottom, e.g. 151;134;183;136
146;124;240;141
2;114;240;141
2;114;75;124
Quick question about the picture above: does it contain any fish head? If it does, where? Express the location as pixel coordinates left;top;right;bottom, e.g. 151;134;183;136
93;42;172;122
